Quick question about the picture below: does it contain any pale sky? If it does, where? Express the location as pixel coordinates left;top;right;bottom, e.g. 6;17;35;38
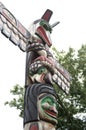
0;0;86;129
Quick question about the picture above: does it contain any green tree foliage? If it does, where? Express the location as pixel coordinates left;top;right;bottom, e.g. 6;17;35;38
5;84;24;117
5;45;86;129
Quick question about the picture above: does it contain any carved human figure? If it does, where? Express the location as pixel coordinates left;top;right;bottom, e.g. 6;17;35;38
24;84;59;130
38;93;58;125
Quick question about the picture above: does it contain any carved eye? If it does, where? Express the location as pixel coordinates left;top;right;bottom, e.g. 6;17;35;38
47;100;53;106
37;67;46;74
29;71;34;76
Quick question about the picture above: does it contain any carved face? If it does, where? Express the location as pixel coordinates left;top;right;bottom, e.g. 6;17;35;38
38;94;58;125
29;59;54;84
29;66;48;83
36;26;52;47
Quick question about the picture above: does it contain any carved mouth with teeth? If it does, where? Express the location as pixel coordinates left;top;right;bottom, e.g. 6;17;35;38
44;109;57;119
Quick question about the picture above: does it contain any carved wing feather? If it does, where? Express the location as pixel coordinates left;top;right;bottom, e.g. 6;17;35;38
0;2;31;52
53;62;72;94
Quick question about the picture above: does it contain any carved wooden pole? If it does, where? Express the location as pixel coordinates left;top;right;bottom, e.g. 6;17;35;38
0;3;71;130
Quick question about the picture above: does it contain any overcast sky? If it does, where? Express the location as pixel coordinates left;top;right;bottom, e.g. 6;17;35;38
0;0;86;129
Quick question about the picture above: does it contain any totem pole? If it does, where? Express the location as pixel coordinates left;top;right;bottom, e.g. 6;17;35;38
0;2;71;130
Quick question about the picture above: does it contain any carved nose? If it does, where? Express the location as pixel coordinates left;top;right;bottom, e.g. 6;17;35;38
50;106;58;113
44;72;53;84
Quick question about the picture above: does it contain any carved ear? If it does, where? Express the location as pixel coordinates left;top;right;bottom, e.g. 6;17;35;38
41;9;53;22
41;9;60;29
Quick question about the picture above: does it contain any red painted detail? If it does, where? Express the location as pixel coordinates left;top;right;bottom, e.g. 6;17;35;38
36;26;52;47
44;109;57;118
2;11;16;26
40;73;46;83
30;125;38;130
41;9;53;22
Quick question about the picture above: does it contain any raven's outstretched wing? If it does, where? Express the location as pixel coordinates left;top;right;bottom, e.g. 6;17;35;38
52;61;72;94
0;2;31;52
